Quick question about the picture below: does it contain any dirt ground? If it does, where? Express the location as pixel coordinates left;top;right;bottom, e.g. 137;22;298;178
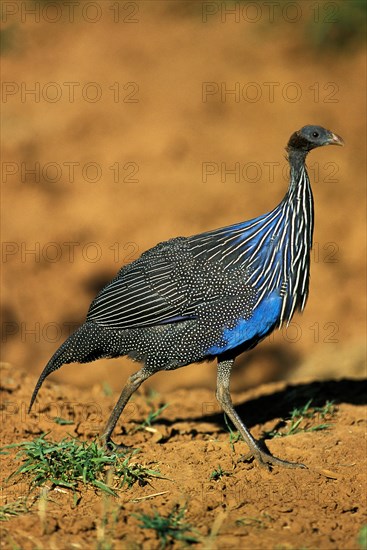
1;363;366;549
1;1;366;549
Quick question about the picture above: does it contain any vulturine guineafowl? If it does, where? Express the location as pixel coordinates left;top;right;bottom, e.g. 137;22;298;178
29;125;344;469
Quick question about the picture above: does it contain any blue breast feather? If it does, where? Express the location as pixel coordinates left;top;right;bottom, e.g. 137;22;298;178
206;292;282;355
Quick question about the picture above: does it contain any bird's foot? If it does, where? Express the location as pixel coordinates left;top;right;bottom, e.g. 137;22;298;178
239;449;307;471
100;436;133;455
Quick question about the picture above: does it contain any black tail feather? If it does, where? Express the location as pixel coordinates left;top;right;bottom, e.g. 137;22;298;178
28;341;72;413
28;323;111;413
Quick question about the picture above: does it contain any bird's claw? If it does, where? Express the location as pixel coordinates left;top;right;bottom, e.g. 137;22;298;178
100;436;132;455
239;450;307;470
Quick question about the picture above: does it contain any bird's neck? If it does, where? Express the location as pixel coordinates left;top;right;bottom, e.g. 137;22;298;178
283;149;314;246
287;149;308;194
275;148;314;322
285;151;314;226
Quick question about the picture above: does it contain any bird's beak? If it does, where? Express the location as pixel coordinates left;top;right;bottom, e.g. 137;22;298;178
328;132;344;146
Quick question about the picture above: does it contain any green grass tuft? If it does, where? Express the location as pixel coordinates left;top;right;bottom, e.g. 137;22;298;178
135;504;199;549
209;464;232;481
0;499;28;521
264;399;336;439
6;434;162;495
223;413;242;451
53;417;74;426
130;402;169;434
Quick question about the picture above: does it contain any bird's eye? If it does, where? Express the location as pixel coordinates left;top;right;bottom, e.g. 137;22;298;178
312;131;319;138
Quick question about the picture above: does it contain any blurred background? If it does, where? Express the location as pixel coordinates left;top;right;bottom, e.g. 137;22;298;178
1;0;366;395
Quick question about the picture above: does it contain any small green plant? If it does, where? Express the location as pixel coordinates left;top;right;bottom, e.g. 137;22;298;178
6;434;161;496
235;512;274;530
116;451;162;488
131;402;169;434
102;382;113;396
53;416;74;426
209;465;232;481
0;499;28;521
264;399;336;439
224;414;242;451
235;516;265;528
135;504;199;549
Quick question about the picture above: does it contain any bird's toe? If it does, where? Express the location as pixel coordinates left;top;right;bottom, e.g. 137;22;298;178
239;450;307;470
101;436;132;455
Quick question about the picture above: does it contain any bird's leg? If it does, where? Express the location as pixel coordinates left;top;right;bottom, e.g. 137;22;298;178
101;366;152;451
216;359;306;470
